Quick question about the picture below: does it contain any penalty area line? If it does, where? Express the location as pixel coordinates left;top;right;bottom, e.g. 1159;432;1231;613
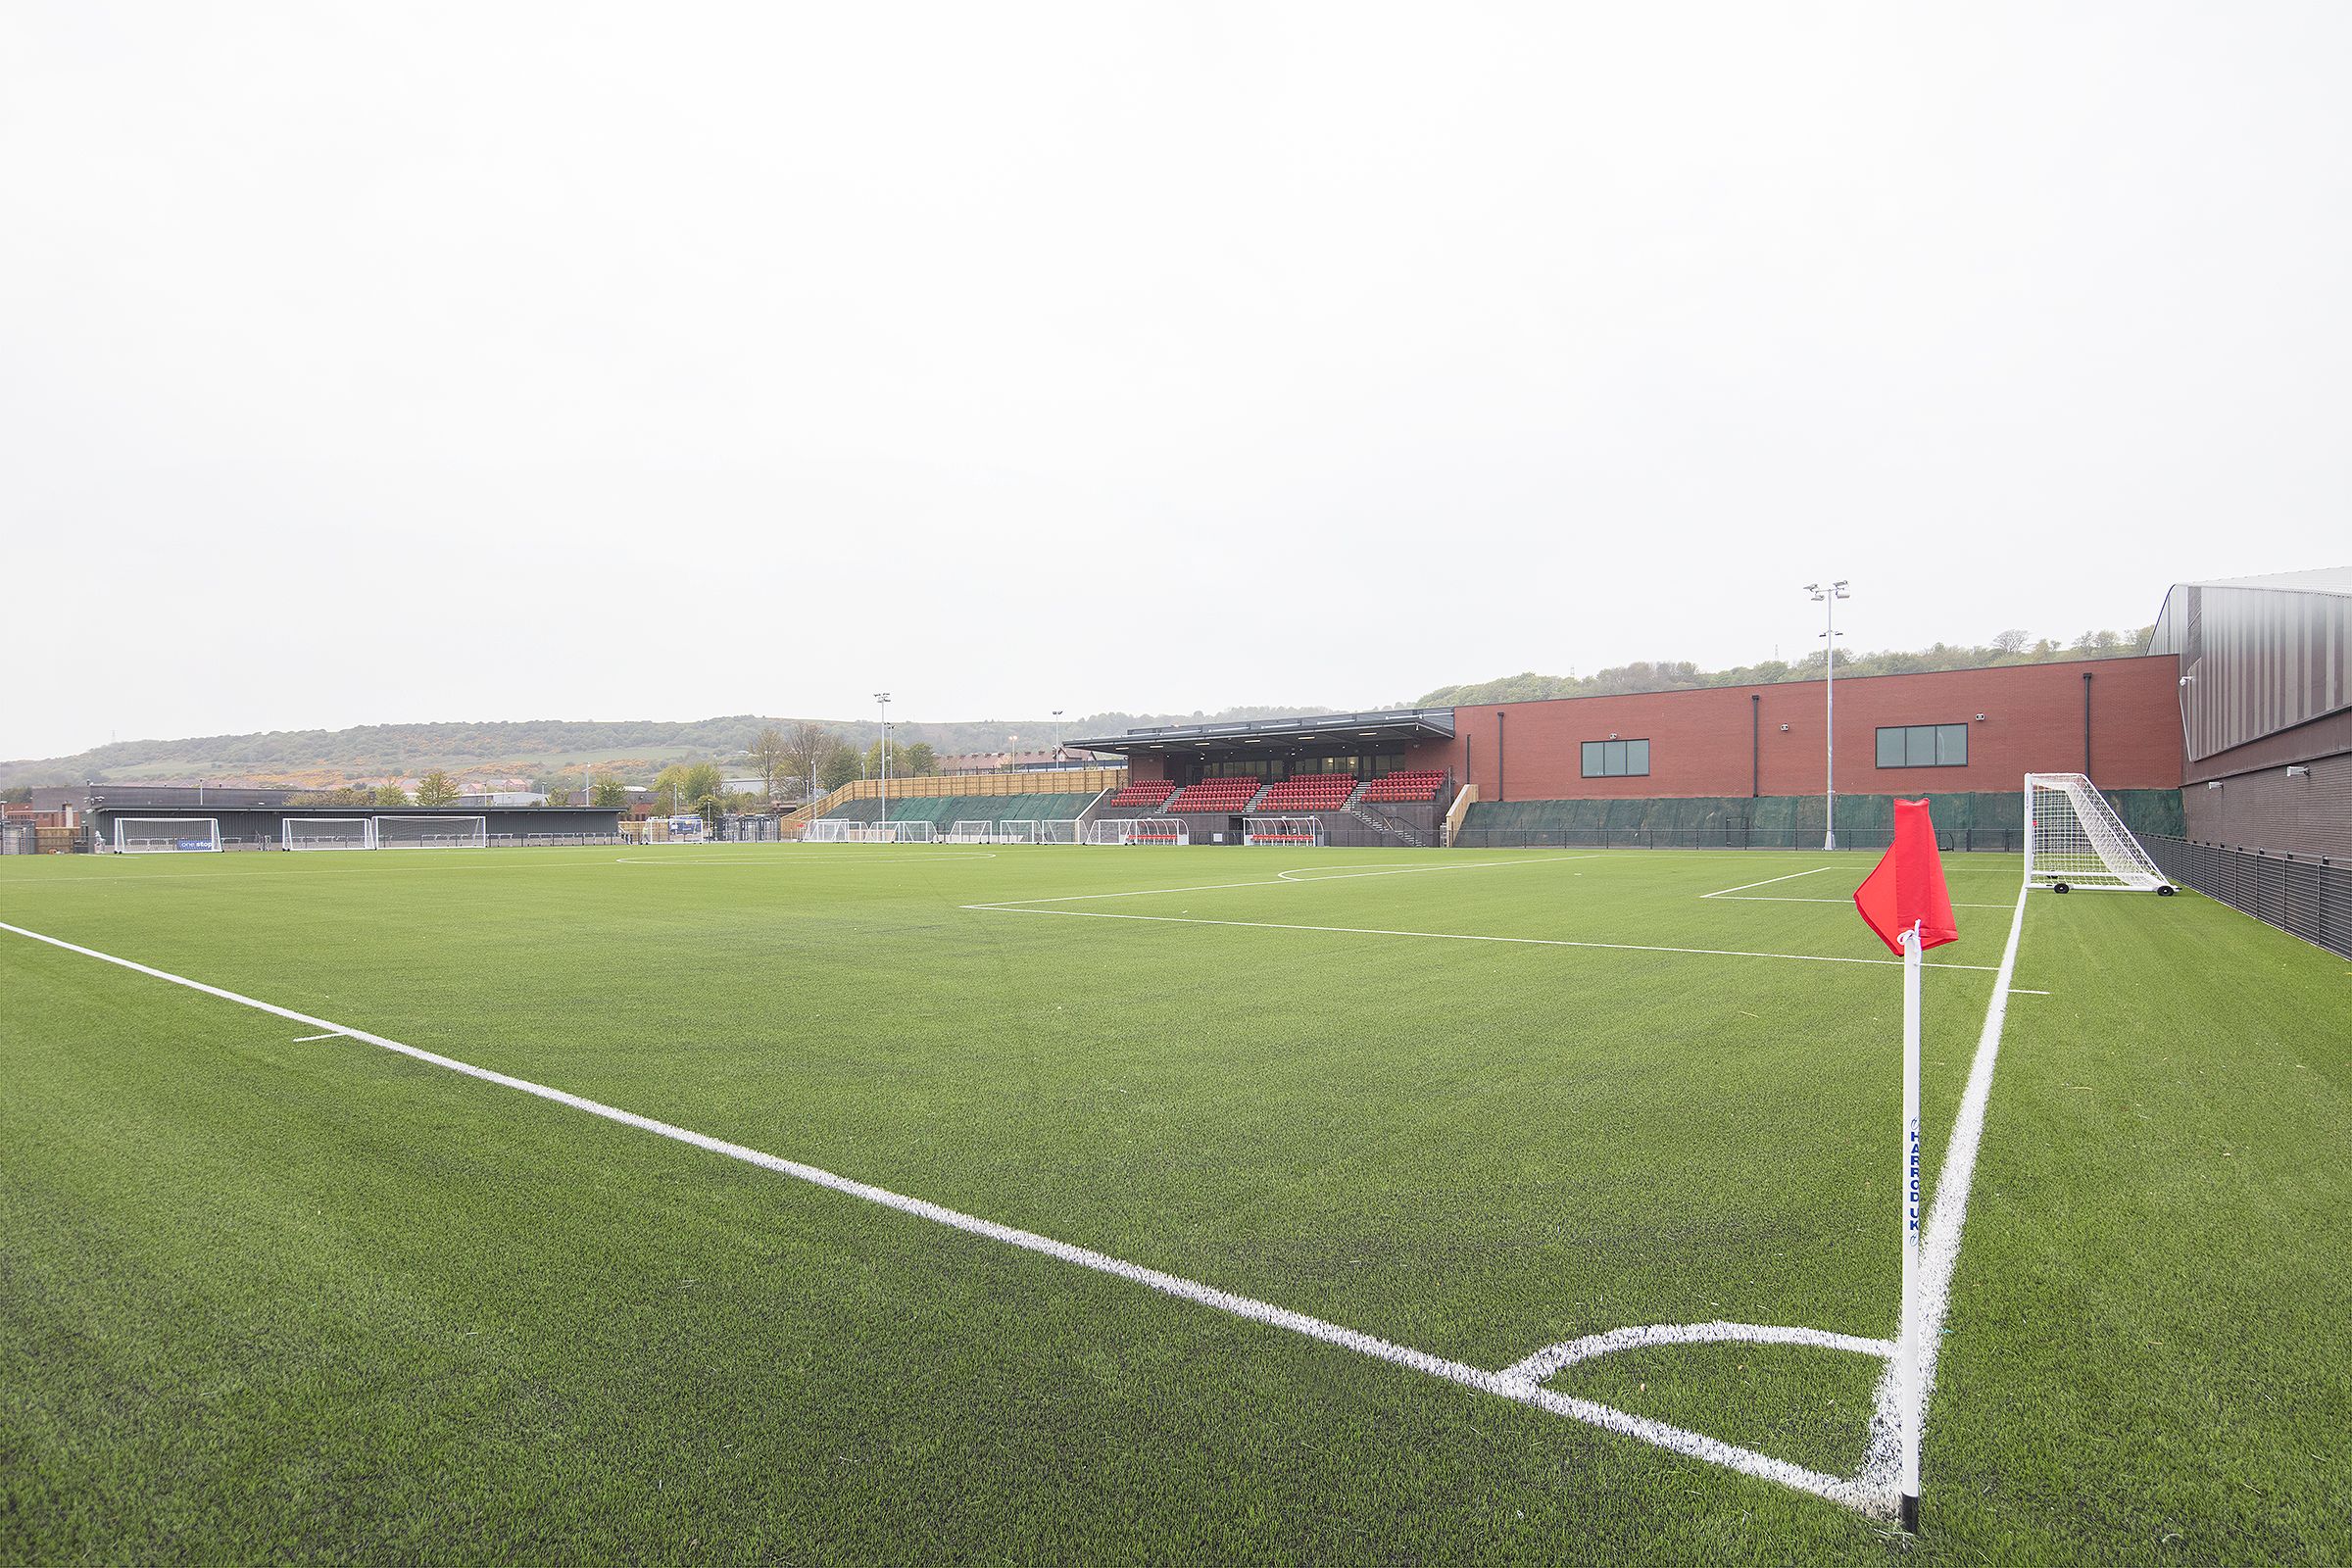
0;915;1882;1517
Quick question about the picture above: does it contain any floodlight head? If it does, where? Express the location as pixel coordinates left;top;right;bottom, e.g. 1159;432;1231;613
2286;765;2311;778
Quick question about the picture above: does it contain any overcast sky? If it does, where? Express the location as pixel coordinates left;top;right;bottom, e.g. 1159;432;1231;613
4;3;2345;760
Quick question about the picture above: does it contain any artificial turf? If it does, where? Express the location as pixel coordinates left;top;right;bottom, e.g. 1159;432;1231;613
0;844;2343;1564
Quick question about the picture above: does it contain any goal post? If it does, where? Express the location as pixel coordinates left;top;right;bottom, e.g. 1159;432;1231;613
114;817;220;854
1036;818;1080;845
373;814;487;850
2024;773;2172;893
947;820;993;844
803;819;850;842
283;817;377;852
994;819;1039;845
1244;815;1326;847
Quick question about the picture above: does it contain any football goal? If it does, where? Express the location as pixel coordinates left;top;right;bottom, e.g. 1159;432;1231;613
283;817;377;852
1244;816;1326;847
995;819;1040;845
1036;818;1080;845
803;819;850;843
1085;817;1190;846
2025;773;2172;893
114;817;221;854
947;820;995;844
847;821;936;844
373;815;487;850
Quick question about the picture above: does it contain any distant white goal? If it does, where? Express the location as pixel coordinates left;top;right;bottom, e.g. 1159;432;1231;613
373;814;487;850
1084;817;1189;846
846;821;936;844
947;820;995;844
2024;773;2172;893
114;817;220;854
283;817;376;852
1244;815;1325;847
803;819;850;842
1036;818;1080;845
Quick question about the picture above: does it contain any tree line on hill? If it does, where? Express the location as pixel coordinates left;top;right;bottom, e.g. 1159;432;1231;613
1413;626;2156;707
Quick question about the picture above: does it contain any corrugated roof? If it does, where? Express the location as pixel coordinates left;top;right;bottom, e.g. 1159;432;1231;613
2180;565;2352;596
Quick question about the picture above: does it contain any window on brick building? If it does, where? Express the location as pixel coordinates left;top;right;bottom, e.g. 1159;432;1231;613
1581;739;1650;777
1875;723;1969;768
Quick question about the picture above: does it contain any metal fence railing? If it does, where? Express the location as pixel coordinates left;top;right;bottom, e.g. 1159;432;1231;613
2142;835;2349;958
1450;826;2027;853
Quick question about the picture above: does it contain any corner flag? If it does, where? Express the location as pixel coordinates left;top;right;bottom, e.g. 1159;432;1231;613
1853;799;1959;956
1854;798;1958;1535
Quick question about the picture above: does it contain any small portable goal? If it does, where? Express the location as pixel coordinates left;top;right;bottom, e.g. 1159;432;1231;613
114;817;221;854
2024;773;2173;893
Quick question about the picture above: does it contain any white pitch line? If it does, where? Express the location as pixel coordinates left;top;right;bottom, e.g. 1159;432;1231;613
290;1031;344;1042
1700;866;1836;899
1856;878;2032;1494
968;856;1597;910
0;915;1879;1514
1709;895;2015;910
969;905;2039;982
1505;1321;1896;1384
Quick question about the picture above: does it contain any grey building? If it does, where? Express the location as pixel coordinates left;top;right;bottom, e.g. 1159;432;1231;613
2148;566;2351;858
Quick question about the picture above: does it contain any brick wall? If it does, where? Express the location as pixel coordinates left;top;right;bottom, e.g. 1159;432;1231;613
1416;656;2182;802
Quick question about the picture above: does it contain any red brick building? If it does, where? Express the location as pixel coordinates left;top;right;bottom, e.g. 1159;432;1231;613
1105;656;2181;803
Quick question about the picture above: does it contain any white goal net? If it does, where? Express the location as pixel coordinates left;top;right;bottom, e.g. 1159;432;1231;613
1244;816;1326;847
2025;773;2171;893
947;820;994;844
284;817;376;852
374;814;487;850
1084;817;1190;846
114;817;220;854
803;819;850;842
1036;818;1080;845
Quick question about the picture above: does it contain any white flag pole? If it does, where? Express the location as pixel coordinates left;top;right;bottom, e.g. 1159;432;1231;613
1900;918;1924;1533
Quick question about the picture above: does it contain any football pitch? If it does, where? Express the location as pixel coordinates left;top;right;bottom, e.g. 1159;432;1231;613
3;844;2344;1565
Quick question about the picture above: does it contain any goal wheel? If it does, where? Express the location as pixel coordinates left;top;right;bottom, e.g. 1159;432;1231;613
2156;884;2176;896
2052;882;2070;894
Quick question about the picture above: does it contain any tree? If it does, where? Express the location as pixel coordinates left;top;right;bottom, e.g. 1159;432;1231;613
816;744;863;793
780;721;835;805
693;793;725;831
589;777;629;808
374;784;411;807
414;771;460;807
652;761;723;813
1990;629;2030;656
904;741;938;777
748;726;790;804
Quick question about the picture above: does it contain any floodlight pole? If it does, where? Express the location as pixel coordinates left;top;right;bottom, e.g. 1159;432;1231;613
875;693;892;835
1807;581;1850;850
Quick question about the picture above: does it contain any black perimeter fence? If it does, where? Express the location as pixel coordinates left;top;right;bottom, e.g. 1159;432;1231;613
2142;836;2350;958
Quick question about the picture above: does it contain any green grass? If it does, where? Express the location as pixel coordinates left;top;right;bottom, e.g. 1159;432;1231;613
1;845;2344;1564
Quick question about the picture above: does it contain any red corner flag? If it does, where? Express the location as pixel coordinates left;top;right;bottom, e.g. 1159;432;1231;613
1854;799;1960;956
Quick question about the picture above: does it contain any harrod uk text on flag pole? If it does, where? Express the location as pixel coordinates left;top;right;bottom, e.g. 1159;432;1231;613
1852;799;1959;1534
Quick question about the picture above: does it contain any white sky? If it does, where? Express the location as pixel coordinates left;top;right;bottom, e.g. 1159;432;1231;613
4;3;2346;760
